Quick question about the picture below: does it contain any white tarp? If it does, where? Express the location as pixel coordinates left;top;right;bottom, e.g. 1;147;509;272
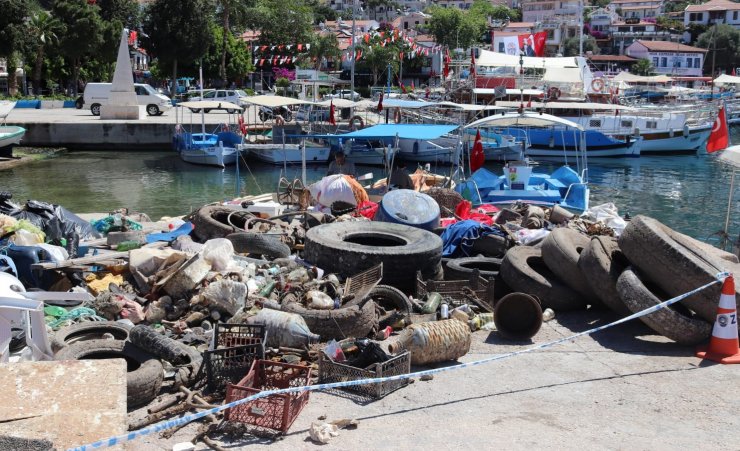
316;98;356;108
476;49;581;69
242;95;313;107
176;100;243;110
495;101;636;111
543;67;584;83
612;72;673;83
465;112;584;130
714;74;740;86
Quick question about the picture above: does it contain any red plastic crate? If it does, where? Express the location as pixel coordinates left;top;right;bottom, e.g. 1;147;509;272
224;360;311;433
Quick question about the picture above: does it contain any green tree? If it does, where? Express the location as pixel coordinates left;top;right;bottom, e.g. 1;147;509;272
215;0;255;86
307;0;338;23
0;0;29;95
142;0;213;95
563;36;599;56
52;0;105;94
196;24;253;81
97;0;140;28
307;33;340;72
27;10;61;95
362;45;398;85
697;24;740;74
428;6;480;50
656;16;684;33
664;1;689;13
247;0;314;45
632;58;654;76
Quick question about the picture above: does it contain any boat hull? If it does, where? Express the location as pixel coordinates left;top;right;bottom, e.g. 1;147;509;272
179;147;238;168
519;128;641;159
0;126;26;157
345;147;397;165
614;126;711;154
241;143;330;165
397;138;457;164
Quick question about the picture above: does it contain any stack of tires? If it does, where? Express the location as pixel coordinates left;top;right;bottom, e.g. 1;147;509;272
498;216;739;345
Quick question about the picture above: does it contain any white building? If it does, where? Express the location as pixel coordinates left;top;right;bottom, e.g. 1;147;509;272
521;0;580;23
625;40;707;76
683;0;740;29
609;20;682;55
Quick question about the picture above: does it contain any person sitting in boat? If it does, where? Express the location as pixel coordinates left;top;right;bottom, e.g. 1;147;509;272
327;151;356;177
388;161;414;190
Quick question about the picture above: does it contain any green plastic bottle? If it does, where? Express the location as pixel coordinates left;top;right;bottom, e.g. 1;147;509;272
117;241;143;251
421;292;442;314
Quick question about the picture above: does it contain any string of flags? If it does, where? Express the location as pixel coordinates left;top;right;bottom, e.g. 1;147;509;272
252;43;312;67
252;44;311;52
340;29;443;62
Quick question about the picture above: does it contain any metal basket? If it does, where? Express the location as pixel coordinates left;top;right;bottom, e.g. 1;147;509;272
318;348;410;400
213;323;267;349
204;341;265;394
416;270;495;310
224;360;311;433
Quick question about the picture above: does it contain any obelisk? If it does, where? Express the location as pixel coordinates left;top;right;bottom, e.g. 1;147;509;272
100;29;143;119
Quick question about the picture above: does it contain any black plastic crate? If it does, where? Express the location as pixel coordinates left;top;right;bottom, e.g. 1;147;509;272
318;349;410;400
213;323;267;349
204;342;264;393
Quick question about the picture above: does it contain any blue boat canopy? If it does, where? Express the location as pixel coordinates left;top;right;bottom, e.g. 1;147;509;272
338;124;458;140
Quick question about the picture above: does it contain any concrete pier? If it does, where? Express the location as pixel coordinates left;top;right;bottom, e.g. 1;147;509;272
10;107;265;150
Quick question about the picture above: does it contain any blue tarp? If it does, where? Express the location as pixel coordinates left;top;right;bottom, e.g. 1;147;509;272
380;99;437;109
338;124;458;140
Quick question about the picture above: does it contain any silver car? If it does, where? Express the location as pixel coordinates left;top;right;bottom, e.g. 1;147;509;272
188;89;249;112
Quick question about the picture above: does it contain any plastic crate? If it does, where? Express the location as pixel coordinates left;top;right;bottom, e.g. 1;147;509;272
224;360;311;433
204;342;264;393
318;348;410;399
416;270;495;310
213;323;267;349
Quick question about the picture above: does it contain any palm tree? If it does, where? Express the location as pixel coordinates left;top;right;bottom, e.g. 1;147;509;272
308;33;340;72
28;11;60;96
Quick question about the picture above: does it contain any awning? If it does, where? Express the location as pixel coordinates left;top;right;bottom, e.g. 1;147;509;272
714;74;740;86
612;72;673;83
476;50;581;69
473;88;544;96
339;124;459;140
465;112;584;130
242;95;313;107
176;100;243;110
495;101;636;111
316;98;357;108
542;67;585;83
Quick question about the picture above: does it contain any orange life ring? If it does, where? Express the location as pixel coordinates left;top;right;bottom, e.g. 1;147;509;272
591;78;605;93
350;115;364;130
394;109;402;123
548;87;561;100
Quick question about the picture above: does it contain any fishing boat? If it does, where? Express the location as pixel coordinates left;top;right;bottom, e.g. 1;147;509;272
339;138;397;166
0;101;25;158
456;112;590;212
172;100;242;168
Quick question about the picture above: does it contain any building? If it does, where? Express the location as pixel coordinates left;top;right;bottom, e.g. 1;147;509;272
625;40;707;76
683;0;740;29
610;0;664;20
327;0;428;20
394;11;431;31
323;19;380;34
609;20;682;55
521;0;580;23
589;7;618;34
588;54;638;75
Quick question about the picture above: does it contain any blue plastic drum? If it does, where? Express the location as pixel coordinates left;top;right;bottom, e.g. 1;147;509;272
374;189;440;231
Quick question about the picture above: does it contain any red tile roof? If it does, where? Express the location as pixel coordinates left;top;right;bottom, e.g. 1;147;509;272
634;40;708;53
589;54;638;62
686;0;740;12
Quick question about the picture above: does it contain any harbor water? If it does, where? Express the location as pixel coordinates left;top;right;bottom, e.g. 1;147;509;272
0;145;738;246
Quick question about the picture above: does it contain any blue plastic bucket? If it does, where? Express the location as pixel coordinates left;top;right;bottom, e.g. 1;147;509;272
374;189;440;231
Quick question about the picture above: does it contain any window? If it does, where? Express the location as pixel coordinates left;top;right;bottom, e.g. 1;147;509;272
135;86;147;95
203;91;216;99
646;120;658;129
734;11;738;21
589;119;602;127
633;26;645;32
695;57;701;68
675;59;681;68
498;42;505;52
689;12;703;21
653;57;659;67
661;57;667;67
621;120;633;128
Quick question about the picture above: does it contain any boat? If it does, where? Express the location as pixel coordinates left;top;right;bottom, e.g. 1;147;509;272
463;128;524;162
0;101;26;158
517;128;641;159
456;112;590;212
339;138;397;166
240;140;331;165
172;100;243;168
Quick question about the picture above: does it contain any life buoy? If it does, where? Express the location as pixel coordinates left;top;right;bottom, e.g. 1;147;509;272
349;115;364;130
548;87;561;100
591;78;605;93
275;115;285;126
394;109;402;123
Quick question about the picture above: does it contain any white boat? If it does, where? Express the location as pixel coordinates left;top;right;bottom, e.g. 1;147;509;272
172;100;243;168
0;101;25;157
341;139;397;165
239;141;330;165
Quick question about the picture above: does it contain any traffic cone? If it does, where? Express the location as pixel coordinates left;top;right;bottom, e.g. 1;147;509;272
696;275;740;364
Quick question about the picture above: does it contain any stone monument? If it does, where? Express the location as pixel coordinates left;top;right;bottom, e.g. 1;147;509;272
100;30;144;120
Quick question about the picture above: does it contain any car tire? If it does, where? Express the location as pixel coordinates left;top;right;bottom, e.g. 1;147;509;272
187;206;255;242
146;104;160;116
226;232;291;259
51;321;132;353
281;294;378;341
129;325;202;387
541;228;596;301
500;246;584;311
616;267;712;345
55;339;164;408
304;222;443;292
445;257;501;280
91;103;101;116
578;236;631;316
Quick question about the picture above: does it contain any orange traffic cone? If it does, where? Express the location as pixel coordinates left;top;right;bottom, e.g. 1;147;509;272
696;275;740;364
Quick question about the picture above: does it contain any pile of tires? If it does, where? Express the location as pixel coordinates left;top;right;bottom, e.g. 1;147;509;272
496;216;739;345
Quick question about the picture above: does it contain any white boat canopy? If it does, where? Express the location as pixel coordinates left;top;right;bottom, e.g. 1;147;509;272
0;101;16;118
719;145;740;168
494;100;636;111
315;98;357;108
542;67;585;83
612;72;673;83
714;74;740;86
472;88;545;96
176;100;243;110
465;111;585;131
475;49;581;69
242;95;313;107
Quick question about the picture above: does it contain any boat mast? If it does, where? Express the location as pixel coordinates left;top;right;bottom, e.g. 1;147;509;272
199;62;205;136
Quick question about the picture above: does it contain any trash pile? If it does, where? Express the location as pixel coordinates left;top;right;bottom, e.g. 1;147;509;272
1;183;738;448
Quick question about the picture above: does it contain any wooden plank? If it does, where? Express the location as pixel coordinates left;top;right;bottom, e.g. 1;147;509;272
31;241;167;270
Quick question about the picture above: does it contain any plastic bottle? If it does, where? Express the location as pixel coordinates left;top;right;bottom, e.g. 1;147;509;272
542;308;555;322
440;302;449;319
421;292;442;314
258;280;276;297
247;308;319;348
116;240;143;251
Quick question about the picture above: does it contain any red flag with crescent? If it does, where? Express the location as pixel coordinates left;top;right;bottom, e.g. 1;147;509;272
470;130;485;172
707;105;729;153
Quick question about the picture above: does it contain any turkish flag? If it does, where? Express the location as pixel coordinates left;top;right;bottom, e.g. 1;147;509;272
707;106;729;153
470;130;485;172
470;49;476;78
377;91;383;112
329;101;336;126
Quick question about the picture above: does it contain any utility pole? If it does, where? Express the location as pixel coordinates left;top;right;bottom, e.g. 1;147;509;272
578;0;584;56
351;0;357;105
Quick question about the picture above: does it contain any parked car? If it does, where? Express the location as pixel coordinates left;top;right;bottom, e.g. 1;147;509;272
325;89;362;101
258;105;293;122
188;89;249;112
82;82;173;116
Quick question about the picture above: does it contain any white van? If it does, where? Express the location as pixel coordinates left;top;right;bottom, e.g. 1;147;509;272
83;82;173;116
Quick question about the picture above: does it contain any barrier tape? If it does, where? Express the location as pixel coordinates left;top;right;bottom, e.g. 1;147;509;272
69;272;729;451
